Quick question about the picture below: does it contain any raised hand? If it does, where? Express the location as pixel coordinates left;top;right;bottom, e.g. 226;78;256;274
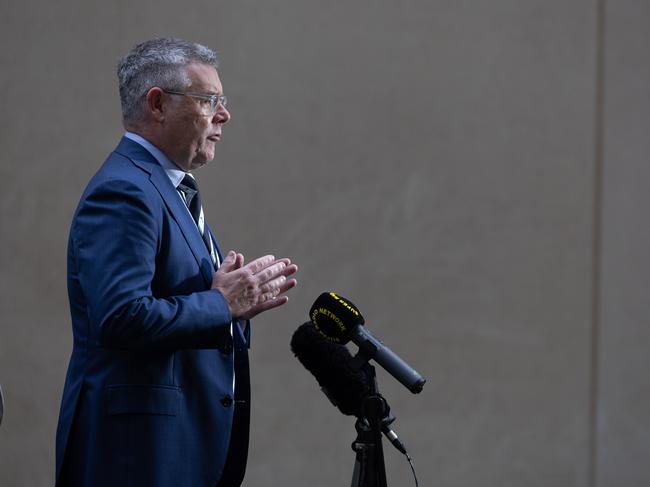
211;251;298;320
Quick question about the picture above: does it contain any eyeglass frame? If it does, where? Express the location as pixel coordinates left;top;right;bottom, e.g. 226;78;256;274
162;89;228;115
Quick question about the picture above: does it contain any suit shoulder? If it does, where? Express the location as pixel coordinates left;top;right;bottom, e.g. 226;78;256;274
78;147;164;201
72;151;162;220
91;150;152;187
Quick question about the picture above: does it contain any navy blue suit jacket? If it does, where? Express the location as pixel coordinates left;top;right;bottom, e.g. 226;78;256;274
56;137;250;486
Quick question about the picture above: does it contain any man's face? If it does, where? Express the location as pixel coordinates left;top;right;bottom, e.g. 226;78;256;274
163;63;230;172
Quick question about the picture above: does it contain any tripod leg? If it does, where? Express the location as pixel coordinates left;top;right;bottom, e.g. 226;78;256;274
350;421;387;487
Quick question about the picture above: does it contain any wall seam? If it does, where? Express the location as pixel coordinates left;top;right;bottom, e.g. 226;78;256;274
589;0;606;486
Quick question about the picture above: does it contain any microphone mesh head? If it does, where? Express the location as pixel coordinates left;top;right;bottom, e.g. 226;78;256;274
309;292;364;344
290;323;374;417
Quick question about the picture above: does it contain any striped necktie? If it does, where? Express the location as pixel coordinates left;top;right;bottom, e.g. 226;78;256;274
179;175;234;394
178;174;218;266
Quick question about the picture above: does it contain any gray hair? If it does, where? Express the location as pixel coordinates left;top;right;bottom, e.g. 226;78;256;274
117;38;219;123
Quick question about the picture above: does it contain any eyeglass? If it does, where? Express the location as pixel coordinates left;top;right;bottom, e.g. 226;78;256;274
162;89;228;115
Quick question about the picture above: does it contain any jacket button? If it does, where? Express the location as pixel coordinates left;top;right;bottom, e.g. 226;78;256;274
220;339;233;355
221;395;233;407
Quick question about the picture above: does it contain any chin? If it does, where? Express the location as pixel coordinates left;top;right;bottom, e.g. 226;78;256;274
190;157;212;171
190;149;214;165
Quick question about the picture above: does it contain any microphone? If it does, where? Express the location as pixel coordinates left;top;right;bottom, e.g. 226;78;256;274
291;323;411;455
290;322;373;417
309;292;426;394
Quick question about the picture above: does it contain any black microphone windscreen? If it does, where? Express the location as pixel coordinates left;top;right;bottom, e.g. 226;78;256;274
290;322;373;417
309;292;365;344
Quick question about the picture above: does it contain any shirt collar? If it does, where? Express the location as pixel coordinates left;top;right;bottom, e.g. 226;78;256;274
124;131;187;188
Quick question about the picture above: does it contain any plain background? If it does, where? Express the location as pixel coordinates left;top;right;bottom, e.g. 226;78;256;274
1;1;648;486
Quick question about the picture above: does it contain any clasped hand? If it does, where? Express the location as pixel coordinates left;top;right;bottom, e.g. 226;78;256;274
211;250;298;320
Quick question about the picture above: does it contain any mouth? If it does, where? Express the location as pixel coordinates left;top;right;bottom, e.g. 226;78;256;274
207;134;221;142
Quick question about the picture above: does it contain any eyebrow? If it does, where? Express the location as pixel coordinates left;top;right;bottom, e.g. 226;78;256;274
200;89;220;94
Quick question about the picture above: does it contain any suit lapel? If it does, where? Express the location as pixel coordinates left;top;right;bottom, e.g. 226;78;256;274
149;169;215;286
115;137;215;287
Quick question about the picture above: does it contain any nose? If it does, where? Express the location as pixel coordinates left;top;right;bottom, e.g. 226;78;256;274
213;104;230;124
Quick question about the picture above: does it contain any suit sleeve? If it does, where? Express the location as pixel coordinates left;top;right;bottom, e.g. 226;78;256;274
70;177;232;350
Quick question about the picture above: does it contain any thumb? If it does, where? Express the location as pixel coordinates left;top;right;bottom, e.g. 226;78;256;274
219;250;238;272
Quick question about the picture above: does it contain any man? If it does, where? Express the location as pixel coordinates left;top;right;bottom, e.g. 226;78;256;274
55;38;298;486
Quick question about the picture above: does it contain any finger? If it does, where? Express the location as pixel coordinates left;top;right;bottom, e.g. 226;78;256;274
259;277;297;304
273;278;297;298
219;250;238;272
267;258;297;276
255;261;287;283
259;275;287;295
234;253;245;269
243;295;289;319
244;255;275;274
279;263;298;278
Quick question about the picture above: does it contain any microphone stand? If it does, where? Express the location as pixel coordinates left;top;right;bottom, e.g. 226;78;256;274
349;356;391;487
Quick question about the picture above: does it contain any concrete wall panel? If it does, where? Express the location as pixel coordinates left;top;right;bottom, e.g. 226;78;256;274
0;1;614;486
597;2;650;486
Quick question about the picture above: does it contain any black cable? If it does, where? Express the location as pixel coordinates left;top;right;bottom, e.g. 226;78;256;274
405;452;419;487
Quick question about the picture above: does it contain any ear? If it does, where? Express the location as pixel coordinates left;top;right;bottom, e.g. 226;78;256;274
144;87;166;122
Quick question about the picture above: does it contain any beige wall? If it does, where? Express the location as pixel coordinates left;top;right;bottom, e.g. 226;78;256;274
0;1;647;485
